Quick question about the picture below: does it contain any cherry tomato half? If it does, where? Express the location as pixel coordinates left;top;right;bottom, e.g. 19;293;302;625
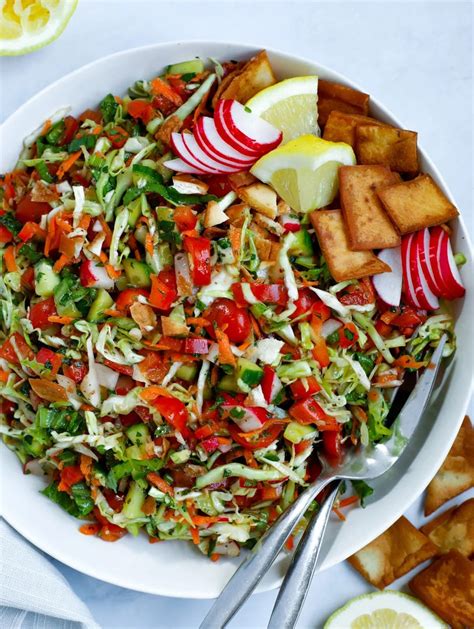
206;298;251;344
29;297;57;329
16;194;52;224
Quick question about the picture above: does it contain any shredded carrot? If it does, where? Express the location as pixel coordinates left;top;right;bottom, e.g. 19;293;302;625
98;216;113;247
41;119;52;135
394;355;427;369
4;245;18;272
53;254;70;273
140;386;174;401
91;126;103;136
210;364;219;386
48;315;76;324
237;418;289;439
80;404;94;411
215;328;236;366
237;339;252;352
105;264;122;280
243;449;258;468
186;317;210;327
285;535;295;551
229;226;242;258
103;309;123;317
79;454;93;481
57;151;81;180
210;553;220;562
145;232;154;256
79;214;92;230
0;369;9;383
190;526;200;545
79;523;101;536
338;495;359;509
250;315;262;339
333;507;346;521
147;472;174;495
55;217;73;233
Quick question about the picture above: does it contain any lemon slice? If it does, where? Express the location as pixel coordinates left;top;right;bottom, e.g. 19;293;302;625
246;76;320;143
324;591;448;629
251;135;355;212
0;0;77;56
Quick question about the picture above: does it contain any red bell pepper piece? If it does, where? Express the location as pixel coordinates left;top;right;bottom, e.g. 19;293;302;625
127;99;155;124
58;465;84;493
36;348;62;376
337;322;359;349
59;116;80;146
289;397;339;430
152;395;190;438
290;376;321;399
148;275;177;311
183;236;211;286
183;338;211;355
63;360;88;383
260;365;282;404
231;283;288;307
322;429;343;461
103;359;134;376
0;333;34;365
174;206;198;232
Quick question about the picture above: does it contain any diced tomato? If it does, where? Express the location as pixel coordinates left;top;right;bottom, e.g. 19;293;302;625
391;308;424;328
102;489;125;512
15;194;52;224
322;429;343;461
58;465;84;492
138;350;168;383
21;267;35;291
93;507;127;541
134;405;154;423
337;322;359;349
183;338;210;354
339;278;375;306
227;422;283;451
232;283;288;307
174;206;197;232
116;288;150;312
183;236;211;286
63;360;87;383
29;297;58;329
151;395;190;437
194;423;218;440
258;486;281;501
375;320;393;337
206;298;251;344
0;333;34;364
289;397;339;430
204;175;233;197
119;412;143;427
127;99;155;123
0;211;13;243
292;288;330;322
78;109;102;124
115;375;135;395
106;126;129;148
290;376;321;399
103;359;133;376
36;348;62;376
59;116;80;145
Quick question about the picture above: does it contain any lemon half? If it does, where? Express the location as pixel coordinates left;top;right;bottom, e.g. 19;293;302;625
324;591;447;629
0;0;77;56
246;76;320;143
251;135;355;212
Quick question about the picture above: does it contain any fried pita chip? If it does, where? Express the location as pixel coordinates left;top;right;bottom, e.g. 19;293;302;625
238;183;278;219
348;516;438;589
310;209;391;282
215;51;276;104
409;550;474;629
421;498;474;557
425;417;474;515
318;79;370;126
355;124;419;173
377;173;459;234
339;165;401;250
211;62;245;108
322;110;388;147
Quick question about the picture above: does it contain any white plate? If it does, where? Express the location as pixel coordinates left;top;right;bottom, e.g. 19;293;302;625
0;41;473;599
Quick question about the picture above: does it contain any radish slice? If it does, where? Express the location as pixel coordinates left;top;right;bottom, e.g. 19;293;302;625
417;229;443;296
214;100;264;157
171;133;220;174
163;157;208;175
180;132;239;174
409;234;439;310
401;234;421;308
437;231;466;299
220;99;282;152
428;227;450;298
195;117;255;168
372;246;403;307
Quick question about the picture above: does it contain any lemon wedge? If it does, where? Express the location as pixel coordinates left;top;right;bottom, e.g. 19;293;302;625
246;76;319;143
251;135;355;212
324;591;448;629
0;0;77;56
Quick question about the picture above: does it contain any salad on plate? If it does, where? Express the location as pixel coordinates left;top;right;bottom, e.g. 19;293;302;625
0;51;465;559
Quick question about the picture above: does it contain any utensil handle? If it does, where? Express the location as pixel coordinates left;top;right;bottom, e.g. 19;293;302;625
199;476;333;629
268;480;342;629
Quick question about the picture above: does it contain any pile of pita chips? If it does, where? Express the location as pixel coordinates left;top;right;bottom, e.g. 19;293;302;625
347;516;438;589
409;550;474;628
425;416;474;515
212;51;276;106
421;498;474;557
317;79;369;125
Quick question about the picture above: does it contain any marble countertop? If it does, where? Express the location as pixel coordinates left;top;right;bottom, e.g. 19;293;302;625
1;1;472;627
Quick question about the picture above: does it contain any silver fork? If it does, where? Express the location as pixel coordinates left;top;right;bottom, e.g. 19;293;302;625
200;335;447;629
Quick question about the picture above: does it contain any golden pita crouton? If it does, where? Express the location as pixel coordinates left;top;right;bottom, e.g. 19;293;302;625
409;550;474;629
310;209;390;282
378;173;459;234
355;124;419;173
238;183;278;219
348;516;438;589
425;417;474;515
339;165;401;250
216;51;276;104
211;62;245;107
421;498;474;557
323;110;388;147
318;79;370;126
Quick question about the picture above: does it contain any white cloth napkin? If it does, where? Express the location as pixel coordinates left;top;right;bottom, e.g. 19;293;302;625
0;519;99;629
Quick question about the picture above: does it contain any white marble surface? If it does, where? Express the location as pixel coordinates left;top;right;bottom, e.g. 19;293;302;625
0;1;472;627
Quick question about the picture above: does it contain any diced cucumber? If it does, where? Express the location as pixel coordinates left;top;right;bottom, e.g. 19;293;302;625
156;152;173;183
122;481;146;536
123;259;152;288
237;358;263;388
54;278;82;318
288;229;314;257
87;289;113;322
284;422;317;444
166;59;204;75
203;379;213;400
158;242;173;267
170;449;191;464
125;445;144;460
126;196;143;227
176;364;198;381
35;260;60;297
156;206;174;222
217;373;239;392
126;423;151;446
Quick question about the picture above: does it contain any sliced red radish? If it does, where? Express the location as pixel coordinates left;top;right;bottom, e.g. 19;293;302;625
228;406;267;432
437;230;466;299
417;228;443;296
163;157;208;175
79;260;115;290
279;214;301;233
195;117;256;168
401;234;421;308
214;101;266;157
409;234;439;310
171;133;220;174
180;132;239;174
219;99;282;152
372;246;403;307
428;227;449;297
